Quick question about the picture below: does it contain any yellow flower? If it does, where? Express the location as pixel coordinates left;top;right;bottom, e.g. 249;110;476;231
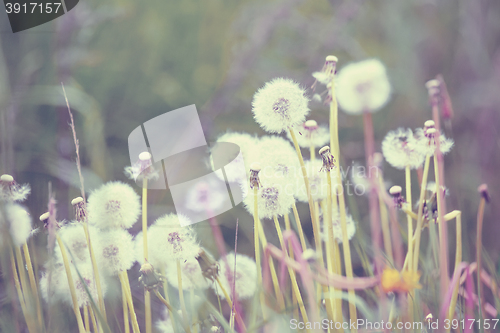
381;268;422;293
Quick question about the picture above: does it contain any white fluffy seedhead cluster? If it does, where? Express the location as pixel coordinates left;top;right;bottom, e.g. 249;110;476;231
414;128;454;156
40;262;107;308
0;203;32;247
286;120;330;148
295;159;328;203
213;252;257;300
55;223;93;264
256;136;301;186
242;180;295;220
165;257;210;291
94;228;135;276
214;132;259;183
146;214;199;264
0;174;31;202
252;78;310;134
382;128;425;170
87;181;141;229
336;59;391;115
321;211;357;244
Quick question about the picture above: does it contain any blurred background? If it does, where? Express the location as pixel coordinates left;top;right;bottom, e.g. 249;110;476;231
1;0;499;329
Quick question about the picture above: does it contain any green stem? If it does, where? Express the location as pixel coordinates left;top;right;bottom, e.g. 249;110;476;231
412;155;431;272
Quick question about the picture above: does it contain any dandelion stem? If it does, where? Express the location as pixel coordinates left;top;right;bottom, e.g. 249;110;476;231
433;153;449;297
89;305;98;333
142;178;152;333
412;155;431;272
161;269;178;333
9;246;35;333
252;186;267;319
216;276;233;308
272;215;310;324
177;259;192;333
405;165;413;271
121;278;130;333
84;305;90;333
476;194;486;321
153;289;191;333
284;214;300;319
118;270;140;333
82;222;107;324
378;175;393;263
22;242;44;328
256;219;286;311
291;202;307;252
447;211;462;329
55;233;86;333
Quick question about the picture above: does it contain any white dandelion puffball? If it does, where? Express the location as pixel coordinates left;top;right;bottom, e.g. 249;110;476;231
414;128;454;156
257;135;301;186
1;204;32;246
55;223;93;264
252;78;310;133
286;120;330;148
213;252;257;300
40;262;107;308
94;228;135;276
243;181;295;219
165;257;210;290
321;211;356;244
147;214;199;263
213;132;260;182
87;181;141;229
336;59;391;115
382;128;425;170
295;159;328;203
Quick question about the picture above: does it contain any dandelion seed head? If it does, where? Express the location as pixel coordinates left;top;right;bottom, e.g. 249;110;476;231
87;181;141;229
94;228;135;276
54;223;93;264
147;214;199;263
243;180;295;219
1;204;32;246
336;59;391;115
382;128;425;169
0;175;31;202
213;252;257;300
40;262;107;308
213;132;259;182
166;257;210;291
252;78;310;133
124;151;160;182
414;128;454;156
286;120;330;148
295;159;328;203
256;136;301;187
320;211;356;244
185;179;227;213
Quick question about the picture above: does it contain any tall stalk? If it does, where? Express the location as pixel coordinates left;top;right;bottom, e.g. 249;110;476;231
22;242;43;328
412;155;431;271
118;271;140;333
434;153;449;296
142;177;151;333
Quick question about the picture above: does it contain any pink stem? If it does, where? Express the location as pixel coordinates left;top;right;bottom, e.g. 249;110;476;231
464;267;475;333
439;262;469;321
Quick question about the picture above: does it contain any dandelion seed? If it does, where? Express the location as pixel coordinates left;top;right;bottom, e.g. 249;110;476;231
94;228;135;276
0;174;31;202
336;59;391;115
415;127;454;156
87;181;141;229
252;78;310;133
286;120;330;148
382;128;425;170
213;252;257;300
184;178;227;214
